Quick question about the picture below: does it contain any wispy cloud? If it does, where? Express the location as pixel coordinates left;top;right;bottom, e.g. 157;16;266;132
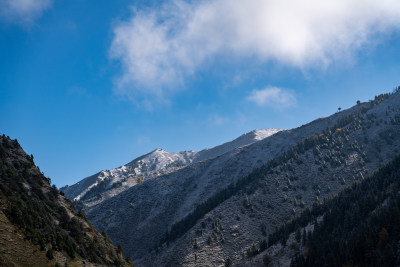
0;0;53;26
247;87;296;109
67;86;91;98
110;0;400;105
137;135;151;145
208;114;229;127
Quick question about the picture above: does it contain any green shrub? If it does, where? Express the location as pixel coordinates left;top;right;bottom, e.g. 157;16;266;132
263;254;272;266
46;248;54;260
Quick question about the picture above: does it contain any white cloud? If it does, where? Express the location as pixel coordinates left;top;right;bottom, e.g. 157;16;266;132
247;87;296;109
0;0;53;26
110;0;400;103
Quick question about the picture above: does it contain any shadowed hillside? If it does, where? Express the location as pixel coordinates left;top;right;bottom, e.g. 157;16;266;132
0;135;133;267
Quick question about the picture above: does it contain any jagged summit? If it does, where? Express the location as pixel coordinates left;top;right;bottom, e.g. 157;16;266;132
62;148;197;203
193;128;281;163
251;129;282;140
126;148;196;172
241;129;282;142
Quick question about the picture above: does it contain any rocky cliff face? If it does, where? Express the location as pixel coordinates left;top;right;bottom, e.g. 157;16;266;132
0;135;132;267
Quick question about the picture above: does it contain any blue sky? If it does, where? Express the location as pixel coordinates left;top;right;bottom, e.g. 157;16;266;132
1;0;400;187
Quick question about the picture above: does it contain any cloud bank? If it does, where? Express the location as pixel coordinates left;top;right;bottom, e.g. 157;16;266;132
248;87;296;109
110;0;400;103
0;0;53;26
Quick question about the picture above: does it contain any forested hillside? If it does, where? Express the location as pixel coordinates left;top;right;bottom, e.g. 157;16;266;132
290;154;400;267
244;153;400;266
0;135;132;267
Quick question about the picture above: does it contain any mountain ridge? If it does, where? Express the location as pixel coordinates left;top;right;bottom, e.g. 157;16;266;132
61;88;400;266
138;90;400;266
61;128;281;206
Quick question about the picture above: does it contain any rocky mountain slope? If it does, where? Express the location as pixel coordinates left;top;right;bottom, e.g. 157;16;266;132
243;153;400;267
142;89;400;266
61;129;280;208
0;135;132;267
65;88;400;266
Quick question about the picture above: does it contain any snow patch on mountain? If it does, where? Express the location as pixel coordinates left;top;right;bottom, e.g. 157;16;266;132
61;129;281;204
63;149;197;202
193;129;281;163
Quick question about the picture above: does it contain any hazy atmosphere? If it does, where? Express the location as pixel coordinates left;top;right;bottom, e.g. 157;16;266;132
1;0;400;187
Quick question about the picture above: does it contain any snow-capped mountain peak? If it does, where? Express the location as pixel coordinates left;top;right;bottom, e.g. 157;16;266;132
192;128;281;163
251;129;281;140
61;128;280;205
